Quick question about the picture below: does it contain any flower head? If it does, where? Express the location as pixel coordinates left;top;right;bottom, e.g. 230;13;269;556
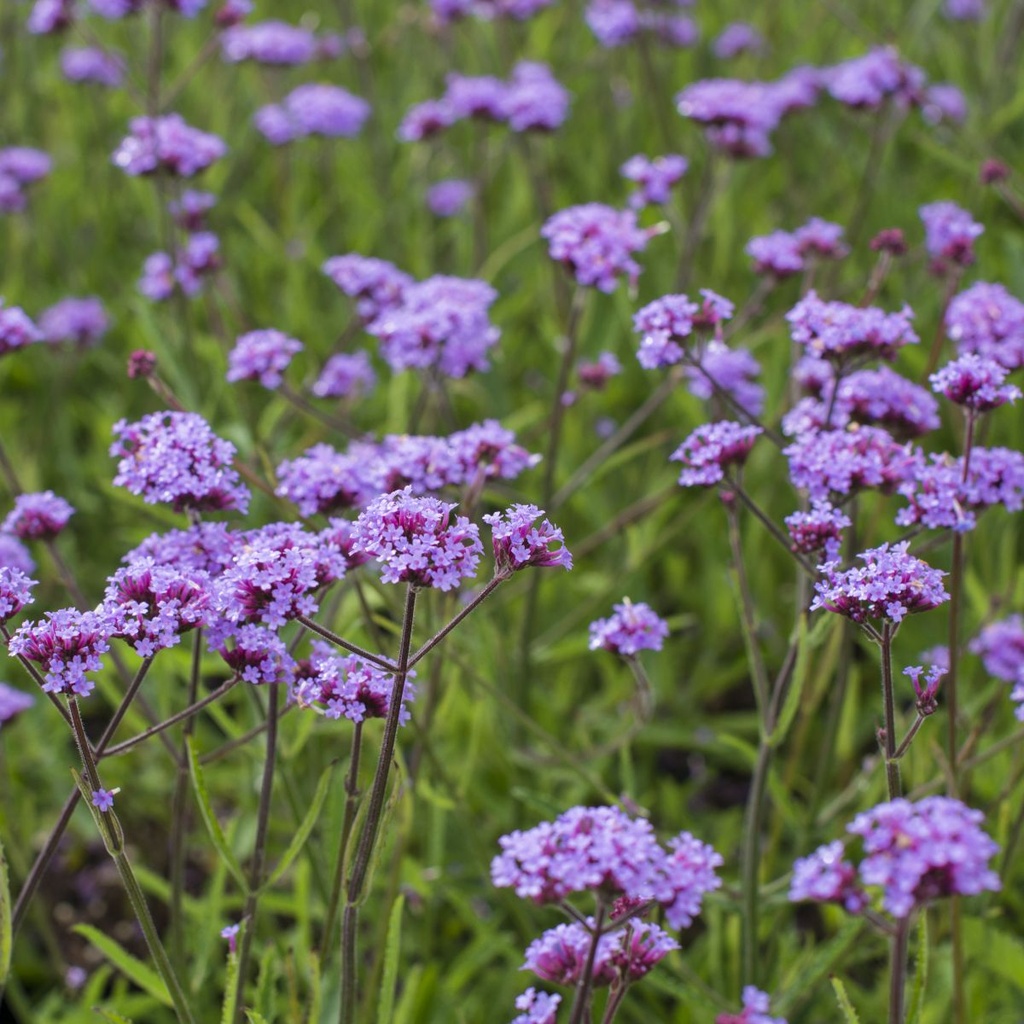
786;291;918;363
945;281;1024;370
2;491;74;540
220;20;318;64
0;681;34;729
227;329;303;389
112;114;226;177
620;153;688;209
671;421;762;487
8;608;114;697
542;204;649;293
38;297;109;347
930;353;1021;412
510;987;561;1024
633;294;698;368
255;84;370;144
825;46;925;111
716;986;788;1024
426;179;473;217
920;201;983;268
483;505;571;574
216;624;295;684
685;342;764;416
589;600;668;655
811;541;948;624
0;301;42;355
322;254;412;322
0;566;36;623
789;840;867;913
312;351;377;399
784;501;850;562
91;789;115;812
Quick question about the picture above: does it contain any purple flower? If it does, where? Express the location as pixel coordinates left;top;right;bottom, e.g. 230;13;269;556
945;0;985;18
220;20;318;64
138;252;176;301
312;351;376;399
578;351;622;390
671;421;762;487
684;341;765;416
633;293;698;368
746;230;803;278
0;566;36;623
970;615;1024;683
444;74;509;121
716;987;788;1024
91;788;115;812
922;84;967;125
292;644;414;725
124;522;239;576
585;0;639;46
795;217;848;260
367;275;500;377
482;505;572;574
226;329;303;389
322;254;412;322
832;367;939;438
255;84;370;144
38;297;109;347
825;46;925;111
589;600;668;655
0;301;43;355
220;923;240;953
8;608;114;697
60;47;124;86
352;489;482;591
789;840;867;913
786;291;918;363
620;153;688;209
945;281;1024;371
27;0;74;33
445;421;541;485
811;541;948;624
850;797;1000;917
317;518;372;570
541;203;649;293
397;99;456;142
896;448;1024;532
784;501;850;562
427;179;473;217
110;411;251;514
503;62;570;132
0;535;35;575
217;624;295;684
2;491;75;541
103;559;211;656
0;148;52;185
930;353;1021;412
113;115;226;177
510;987;561;1024
0;681;34;729
713;23;764;59
168;189;216;231
904;664;943;713
920;201;983;269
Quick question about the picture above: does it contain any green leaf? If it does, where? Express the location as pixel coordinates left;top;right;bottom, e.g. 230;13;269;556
962;918;1024;992
72;924;171;1007
376;895;405;1024
263;761;337;890
0;833;11;987
186;736;249;894
92;1010;135;1023
830;975;862;1024
220;948;240;1024
244;1012;271;1024
305;951;322;1024
905;912;929;1024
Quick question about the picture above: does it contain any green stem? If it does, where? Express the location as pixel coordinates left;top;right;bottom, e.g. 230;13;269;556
568;903;607;1024
295;615;397;672
880;623;902;800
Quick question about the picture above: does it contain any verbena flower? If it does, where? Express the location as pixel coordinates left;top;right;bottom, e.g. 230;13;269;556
27;0;74;33
503;62;570;132
716;986;788;1024
930;353;1021;412
352;489;482;591
91;788;114;812
317;518;372;570
492;805;722;928
220;20;318;64
275;443;379;515
2;491;74;540
483;505;572;574
789;839;868;913
103;559;211;656
216;624;295;684
671;421;762;487
254;84;370;144
896;448;1024;532
633;294;698;368
112;114;227;177
226;329;303;389
0;300;42;355
510;988;561;1024
831;367;939;438
397;99;456;142
427;179;473;217
684;341;765;416
322;254;412;322
578;352;622;390
292;643;414;724
589;600;668;655
38;297;109;347
125;522;239;576
784;425;920;501
110;411;251;514
0;566;36;623
945;281;1024;371
0;147;52;185
8;608;114;697
542;203;649;293
0;681;35;729
786;291;918;363
904;664;943;713
746;230;803;278
522;918;679;986
0;535;36;575
945;0;984;17
312;351;377;399
811;541;948;624
922;84;967;125
784;501;850;561
168;189;216;231
61;47;125;87
970;615;1024;683
825;46;925;110
920;200;983;268
713;23;764;59
620;153;688;209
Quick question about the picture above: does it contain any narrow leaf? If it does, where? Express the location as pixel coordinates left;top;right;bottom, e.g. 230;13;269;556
305;951;322;1024
245;1012;271;1024
92;1010;135;1023
830;975;862;1024
377;895;405;1024
0;834;11;987
72;924;171;1006
186;736;249;893
264;761;337;890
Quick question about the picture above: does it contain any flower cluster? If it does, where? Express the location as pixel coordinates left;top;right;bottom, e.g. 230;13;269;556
0;566;36;623
588;600;668;656
716;987;788;1024
483;505;572;574
0;300;42;355
970;616;1024;718
138;230;220;303
632;293;698;368
61;47;125;87
786;291;918;363
685;342;765;417
1;491;74;540
811;541;948;624
586;0;697;49
824;46;925;111
493;805;722;930
746;217;847;277
509;988;561;1024
322;254;413;323
37;297;109;347
542;203;650;292
312;351;376;399
0;147;51;214
426;179;473;217
352;489;482;591
0;535;36;575
945;281;1024;371
226;330;303;389
255;84;370;145
930;353;1021;412
431;0;554;23
112;114;227;177
220;20;331;65
217;624;295;684
8;608;114;697
671;421;762;487
784;501;850;562
713;23;765;59
110;411;251;514
0;681;34;730
790;797;1000;918
620;153;688;209
919;200;983;268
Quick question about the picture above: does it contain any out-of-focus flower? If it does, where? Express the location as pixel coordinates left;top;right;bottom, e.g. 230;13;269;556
38;297;109;347
589;599;668;655
112;114;226;177
2;491;74;540
226;329;303;389
671;421;762;487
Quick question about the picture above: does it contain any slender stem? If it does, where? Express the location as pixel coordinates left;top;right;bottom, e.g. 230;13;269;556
295;615;396;672
340;585;418;1024
892;712;929;760
889;918;909;1024
921;271;961;380
741;741;770;987
880;623;902;800
568;903;607;1024
67;697;101;791
407;574;506;669
232;683;282;1024
0;435;23;493
677;151;718;291
321;721;363;960
726;477;817;577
